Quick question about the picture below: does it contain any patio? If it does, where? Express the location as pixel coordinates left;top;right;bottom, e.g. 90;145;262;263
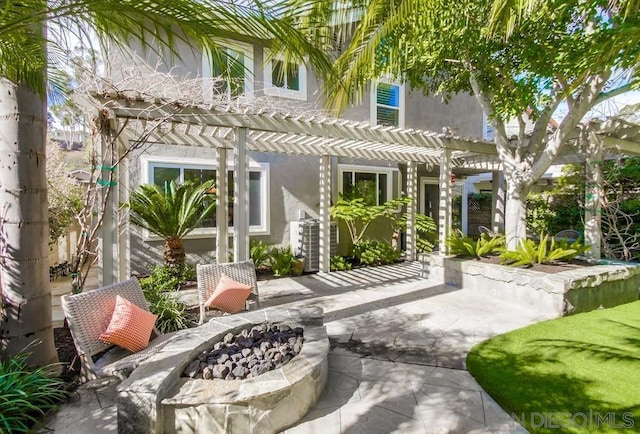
44;262;548;433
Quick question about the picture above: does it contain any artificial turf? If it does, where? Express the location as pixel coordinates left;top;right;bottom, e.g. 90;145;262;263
467;300;640;433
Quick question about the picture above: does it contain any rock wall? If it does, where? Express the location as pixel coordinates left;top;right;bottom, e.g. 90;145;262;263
420;254;640;317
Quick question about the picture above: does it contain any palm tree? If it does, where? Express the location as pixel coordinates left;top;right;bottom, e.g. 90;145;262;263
129;180;217;268
0;0;332;366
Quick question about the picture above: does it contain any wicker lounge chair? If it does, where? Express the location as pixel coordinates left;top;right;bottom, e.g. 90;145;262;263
196;260;259;324
554;229;580;242
478;225;496;237
61;279;174;382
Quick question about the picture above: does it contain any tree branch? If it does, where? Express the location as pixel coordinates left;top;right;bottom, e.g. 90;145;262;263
595;82;634;104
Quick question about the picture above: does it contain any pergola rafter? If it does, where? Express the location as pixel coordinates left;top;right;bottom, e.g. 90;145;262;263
90;91;640;282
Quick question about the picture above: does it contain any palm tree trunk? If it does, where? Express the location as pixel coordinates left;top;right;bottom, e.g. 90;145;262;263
0;79;57;366
164;237;186;268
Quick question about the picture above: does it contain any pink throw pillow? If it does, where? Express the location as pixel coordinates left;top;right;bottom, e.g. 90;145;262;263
99;295;157;352
205;273;253;314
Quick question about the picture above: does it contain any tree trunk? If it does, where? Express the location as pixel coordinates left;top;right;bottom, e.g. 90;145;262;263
163;237;186;268
0;79;57;366
504;180;530;250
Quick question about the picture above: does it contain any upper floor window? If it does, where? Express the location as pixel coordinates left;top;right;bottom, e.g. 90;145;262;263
263;49;307;101
202;40;254;100
144;157;269;236
338;165;398;206
372;81;404;127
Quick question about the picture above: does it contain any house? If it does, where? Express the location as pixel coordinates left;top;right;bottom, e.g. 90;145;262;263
103;35;489;275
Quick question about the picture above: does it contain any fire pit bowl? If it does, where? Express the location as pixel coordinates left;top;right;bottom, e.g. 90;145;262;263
117;307;328;434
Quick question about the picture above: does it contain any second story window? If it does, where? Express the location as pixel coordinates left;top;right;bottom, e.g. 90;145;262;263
203;41;253;100
372;82;404;127
263;49;307;101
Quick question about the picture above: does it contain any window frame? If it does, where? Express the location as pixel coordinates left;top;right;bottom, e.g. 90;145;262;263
202;39;254;100
337;164;399;205
140;155;270;239
262;49;308;101
370;80;405;128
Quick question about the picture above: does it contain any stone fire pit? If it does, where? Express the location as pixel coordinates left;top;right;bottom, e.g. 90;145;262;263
117;307;328;434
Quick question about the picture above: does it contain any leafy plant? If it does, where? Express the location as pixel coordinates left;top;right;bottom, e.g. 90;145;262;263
398;213;438;253
331;196;412;246
142;264;194;293
139;265;194;332
500;233;577;267
149;290;190;333
446;230;505;258
554;238;590;261
353;240;402;266
330;255;352;271
250;239;272;270
269;246;295;277
0;350;66;433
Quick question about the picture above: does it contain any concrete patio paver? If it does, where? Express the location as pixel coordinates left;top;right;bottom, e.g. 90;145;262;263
44;262;543;433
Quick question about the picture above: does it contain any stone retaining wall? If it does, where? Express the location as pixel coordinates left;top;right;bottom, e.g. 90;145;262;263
117;307;328;434
420;254;640;317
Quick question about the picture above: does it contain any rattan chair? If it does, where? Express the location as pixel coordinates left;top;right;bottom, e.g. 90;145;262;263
196;260;259;324
554;229;580;242
478;225;496;237
61;279;174;382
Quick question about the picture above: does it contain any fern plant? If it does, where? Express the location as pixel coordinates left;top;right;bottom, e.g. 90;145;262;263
500;233;577;267
555;238;590;261
446;230;505;258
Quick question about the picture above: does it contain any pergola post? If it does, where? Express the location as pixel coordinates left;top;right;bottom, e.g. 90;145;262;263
438;149;453;254
216;147;228;263
319;155;331;273
491;170;506;234
233;127;250;262
116;136;130;281
584;131;603;259
98;120;119;286
405;161;417;261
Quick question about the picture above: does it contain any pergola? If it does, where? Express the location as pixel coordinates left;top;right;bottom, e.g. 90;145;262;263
92;92;640;285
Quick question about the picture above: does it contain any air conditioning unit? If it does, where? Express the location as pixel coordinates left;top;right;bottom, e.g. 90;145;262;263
290;219;338;272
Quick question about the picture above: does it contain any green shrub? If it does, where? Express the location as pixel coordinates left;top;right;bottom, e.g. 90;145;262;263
250;239;271;269
353;240;402;266
0;350;67;433
500;233;577;267
330;255;352;271
139;264;193;333
143;264;194;293
446;230;505;258
269;246;295;276
140;281;191;333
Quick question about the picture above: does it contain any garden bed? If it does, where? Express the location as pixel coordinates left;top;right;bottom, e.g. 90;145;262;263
420;253;640;317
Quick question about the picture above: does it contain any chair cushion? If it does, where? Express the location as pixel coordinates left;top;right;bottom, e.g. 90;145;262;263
99;295;157;352
205;273;252;314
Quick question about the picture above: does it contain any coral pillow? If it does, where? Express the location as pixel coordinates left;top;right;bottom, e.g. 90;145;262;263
99;295;157;352
205;273;253;314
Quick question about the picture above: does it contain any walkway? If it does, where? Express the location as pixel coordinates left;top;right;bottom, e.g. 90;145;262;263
44;262;547;433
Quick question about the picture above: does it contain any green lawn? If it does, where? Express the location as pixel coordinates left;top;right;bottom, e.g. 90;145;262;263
467;301;640;433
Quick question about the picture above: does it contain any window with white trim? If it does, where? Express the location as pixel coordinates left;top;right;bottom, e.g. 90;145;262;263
146;159;269;235
338;165;398;206
372;81;404;127
202;41;254;100
263;49;307;101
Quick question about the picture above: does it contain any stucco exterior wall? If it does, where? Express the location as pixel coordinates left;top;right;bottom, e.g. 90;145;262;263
112;35;485;273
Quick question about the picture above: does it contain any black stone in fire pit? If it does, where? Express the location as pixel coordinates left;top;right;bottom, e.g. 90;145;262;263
183;323;304;380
